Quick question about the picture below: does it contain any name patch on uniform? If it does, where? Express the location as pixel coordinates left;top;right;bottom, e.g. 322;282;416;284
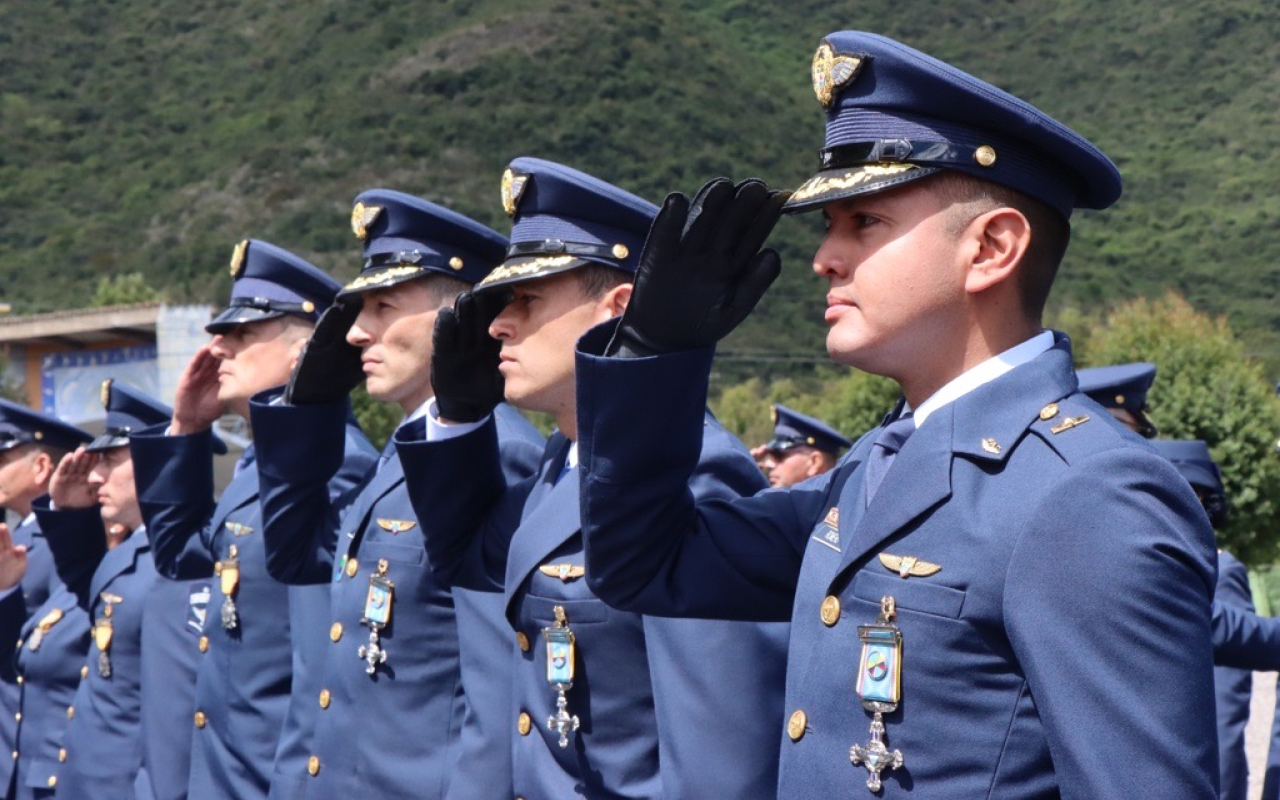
188;584;211;634
811;506;842;552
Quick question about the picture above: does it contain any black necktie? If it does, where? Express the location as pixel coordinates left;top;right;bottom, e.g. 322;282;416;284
864;414;915;506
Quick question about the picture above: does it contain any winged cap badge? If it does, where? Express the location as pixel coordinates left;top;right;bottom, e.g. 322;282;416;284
101;378;113;408
539;563;586;582
351;202;384;242
501;168;529;217
229;239;249;278
879;553;942;579
812;42;866;108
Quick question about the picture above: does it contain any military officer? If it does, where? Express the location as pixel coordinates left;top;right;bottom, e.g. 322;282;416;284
571;31;1218;798
27;381;185;798
1075;362;1158;438
1079;363;1280;672
248;189;543;799
1152;439;1252;800
751;404;852;487
129;241;377;800
0;405;89;797
395;157;788;800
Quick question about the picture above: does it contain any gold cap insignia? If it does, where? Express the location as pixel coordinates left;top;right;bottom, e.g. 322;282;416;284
611;244;630;260
1039;403;1059;421
770;407;779;424
301;301;316;314
33;431;43;441
230;239;248;278
879;553;942;579
501;168;529;217
538;563;586;582
449;256;464;271
100;379;113;408
351;202;383;242
376;518;417;535
224;522;254;537
1114;394;1125;405
812;42;865;108
974;145;997;167
981;438;1001;454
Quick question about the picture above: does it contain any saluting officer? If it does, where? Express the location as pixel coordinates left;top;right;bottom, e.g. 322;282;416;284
751;404;852;487
396;157;787;799
248;189;542;798
28;381;180;798
0;404;90;797
571;31;1219;798
129;241;377;800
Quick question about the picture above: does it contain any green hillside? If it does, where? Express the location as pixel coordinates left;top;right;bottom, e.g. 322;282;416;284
2;0;1277;378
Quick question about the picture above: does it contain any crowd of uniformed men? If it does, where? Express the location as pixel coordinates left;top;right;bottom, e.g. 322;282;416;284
0;26;1276;800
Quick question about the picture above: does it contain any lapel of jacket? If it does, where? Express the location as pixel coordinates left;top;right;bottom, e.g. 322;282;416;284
346;452;408;552
830;337;1078;583
504;436;579;616
89;527;149;610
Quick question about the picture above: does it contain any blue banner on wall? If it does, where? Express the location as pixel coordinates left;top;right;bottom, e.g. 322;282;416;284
41;345;159;424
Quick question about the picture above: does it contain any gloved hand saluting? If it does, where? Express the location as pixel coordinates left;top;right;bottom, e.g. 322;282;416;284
607;178;787;357
284;301;365;405
431;291;508;423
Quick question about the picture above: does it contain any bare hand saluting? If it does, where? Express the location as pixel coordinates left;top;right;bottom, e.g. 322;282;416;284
172;345;227;435
0;523;28;593
49;447;101;510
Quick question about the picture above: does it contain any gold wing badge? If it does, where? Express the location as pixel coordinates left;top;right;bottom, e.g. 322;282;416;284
539;563;586;582
879;553;942;579
376;519;417;535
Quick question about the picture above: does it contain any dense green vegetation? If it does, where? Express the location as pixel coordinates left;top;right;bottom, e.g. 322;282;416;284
1;0;1277;380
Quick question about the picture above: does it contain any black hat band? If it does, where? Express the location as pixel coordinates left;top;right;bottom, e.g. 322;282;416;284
229;296;318;316
506;239;622;263
819;139;989;171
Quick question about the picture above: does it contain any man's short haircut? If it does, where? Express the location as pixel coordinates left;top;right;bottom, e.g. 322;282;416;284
573;264;631;300
930;171;1071;320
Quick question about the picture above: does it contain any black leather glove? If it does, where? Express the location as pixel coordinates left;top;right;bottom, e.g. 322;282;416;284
283;301;364;405
431;291;507;423
607;178;787;357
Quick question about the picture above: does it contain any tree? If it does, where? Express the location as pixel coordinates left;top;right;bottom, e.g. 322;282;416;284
1084;292;1280;565
90;272;160;306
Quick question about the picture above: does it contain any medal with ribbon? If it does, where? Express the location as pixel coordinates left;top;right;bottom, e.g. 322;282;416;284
216;544;240;630
358;559;394;675
95;601;116;678
850;595;905;792
542;604;580;747
28;608;64;652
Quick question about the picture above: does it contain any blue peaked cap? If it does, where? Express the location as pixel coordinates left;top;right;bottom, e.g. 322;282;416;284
91;380;226;454
475;157;658;292
338;189;509;299
0;399;90;453
767;404;852;456
786;31;1123;218
1076;362;1158;438
1152;439;1223;495
207;239;341;333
